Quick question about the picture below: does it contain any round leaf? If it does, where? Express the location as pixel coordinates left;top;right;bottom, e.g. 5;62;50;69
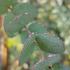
13;3;38;21
28;22;47;33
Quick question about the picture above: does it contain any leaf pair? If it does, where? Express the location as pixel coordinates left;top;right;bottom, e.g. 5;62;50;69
4;3;38;37
18;22;65;65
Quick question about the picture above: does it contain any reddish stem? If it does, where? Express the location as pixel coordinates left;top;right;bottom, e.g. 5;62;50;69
0;16;3;28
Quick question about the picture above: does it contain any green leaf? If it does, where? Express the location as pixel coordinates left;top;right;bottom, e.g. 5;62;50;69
4;12;30;37
13;3;38;21
4;13;16;37
32;55;62;70
28;21;47;33
0;0;17;15
4;13;21;37
35;33;65;53
19;37;36;65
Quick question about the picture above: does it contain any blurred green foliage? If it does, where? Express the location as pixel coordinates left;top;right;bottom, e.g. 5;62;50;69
0;0;70;70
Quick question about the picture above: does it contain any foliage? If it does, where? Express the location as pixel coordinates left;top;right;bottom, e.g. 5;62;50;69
0;0;70;70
